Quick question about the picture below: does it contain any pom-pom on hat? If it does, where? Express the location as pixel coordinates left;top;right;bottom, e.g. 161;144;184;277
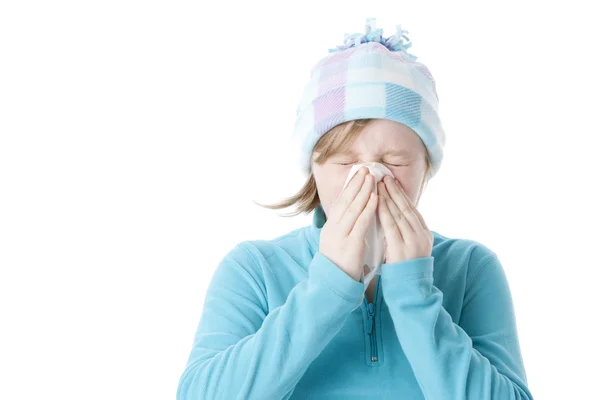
290;18;446;180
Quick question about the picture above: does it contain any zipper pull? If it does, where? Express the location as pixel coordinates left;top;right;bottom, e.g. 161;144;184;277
367;303;375;334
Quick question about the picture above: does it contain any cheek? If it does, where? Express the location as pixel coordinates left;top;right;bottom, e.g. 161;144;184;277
315;169;351;206
386;171;418;194
328;179;347;204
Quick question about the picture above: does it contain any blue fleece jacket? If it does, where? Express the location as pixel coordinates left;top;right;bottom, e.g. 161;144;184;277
176;204;533;399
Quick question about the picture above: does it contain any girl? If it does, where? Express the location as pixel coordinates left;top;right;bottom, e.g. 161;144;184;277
177;18;533;399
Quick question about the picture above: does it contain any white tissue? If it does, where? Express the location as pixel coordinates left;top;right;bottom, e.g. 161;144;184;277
341;162;395;292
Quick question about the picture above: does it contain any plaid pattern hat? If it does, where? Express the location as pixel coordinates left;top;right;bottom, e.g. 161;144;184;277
290;18;446;180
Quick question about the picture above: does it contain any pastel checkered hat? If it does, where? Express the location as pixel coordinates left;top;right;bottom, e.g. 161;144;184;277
290;18;446;180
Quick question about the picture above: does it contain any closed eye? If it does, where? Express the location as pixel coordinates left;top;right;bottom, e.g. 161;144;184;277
385;163;407;167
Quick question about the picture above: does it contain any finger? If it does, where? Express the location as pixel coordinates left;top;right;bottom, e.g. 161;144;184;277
414;206;429;232
380;182;414;237
384;176;423;231
377;187;404;243
339;173;375;235
349;191;378;240
329;166;369;223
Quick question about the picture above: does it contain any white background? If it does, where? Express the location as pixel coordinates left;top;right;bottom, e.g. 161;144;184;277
1;1;599;399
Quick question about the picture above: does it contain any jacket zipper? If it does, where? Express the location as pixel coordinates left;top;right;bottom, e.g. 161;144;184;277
367;302;378;362
364;275;381;364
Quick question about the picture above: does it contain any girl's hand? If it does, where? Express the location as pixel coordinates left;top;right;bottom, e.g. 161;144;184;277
377;175;433;264
319;167;379;282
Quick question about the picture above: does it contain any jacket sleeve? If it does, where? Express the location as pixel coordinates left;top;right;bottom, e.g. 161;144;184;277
380;252;533;400
176;243;365;400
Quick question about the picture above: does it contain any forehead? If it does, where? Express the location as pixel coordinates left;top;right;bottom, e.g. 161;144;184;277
343;120;423;155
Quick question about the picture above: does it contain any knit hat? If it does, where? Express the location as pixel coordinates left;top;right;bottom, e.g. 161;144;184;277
290;18;446;180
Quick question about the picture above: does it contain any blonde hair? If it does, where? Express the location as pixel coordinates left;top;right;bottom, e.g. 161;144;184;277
254;118;432;217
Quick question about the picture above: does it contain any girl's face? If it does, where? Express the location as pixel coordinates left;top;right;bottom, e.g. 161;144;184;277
311;119;428;221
